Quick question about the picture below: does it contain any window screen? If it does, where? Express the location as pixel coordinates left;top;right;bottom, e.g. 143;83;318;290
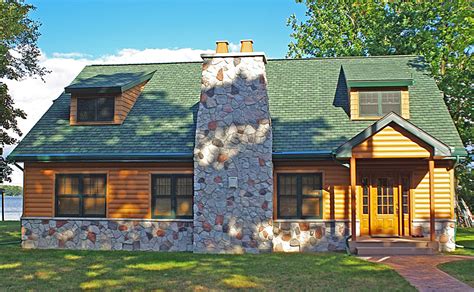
56;174;106;217
359;91;401;117
77;96;115;122
277;173;323;219
152;175;193;219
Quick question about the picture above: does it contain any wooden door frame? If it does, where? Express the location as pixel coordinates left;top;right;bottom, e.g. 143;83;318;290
358;171;412;237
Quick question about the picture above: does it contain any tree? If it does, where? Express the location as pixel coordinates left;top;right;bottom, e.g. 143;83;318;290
0;185;23;196
288;0;473;207
0;0;47;182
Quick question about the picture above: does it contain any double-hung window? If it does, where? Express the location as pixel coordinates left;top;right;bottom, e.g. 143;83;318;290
77;96;115;122
151;174;193;219
277;173;323;219
55;174;107;217
359;90;401;117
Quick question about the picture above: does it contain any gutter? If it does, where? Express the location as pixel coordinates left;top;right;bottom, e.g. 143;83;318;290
8;152;194;162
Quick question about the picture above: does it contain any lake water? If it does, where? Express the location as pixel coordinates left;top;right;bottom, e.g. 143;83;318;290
0;196;23;221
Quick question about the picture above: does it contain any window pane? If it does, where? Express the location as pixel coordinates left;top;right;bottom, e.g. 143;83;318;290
381;91;401;115
58;176;80;195
97;97;114;121
302;174;322;196
83;197;106;216
302;197;321;217
279;176;297;196
155;177;171;196
279;196;297;217
176;177;193;196
77;98;96;122
57;197;80;216
176;198;193;217
153;198;172;217
83;176;106;195
359;92;379;116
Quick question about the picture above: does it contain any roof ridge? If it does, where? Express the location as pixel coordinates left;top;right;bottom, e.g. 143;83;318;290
87;60;203;67
267;55;421;62
85;54;421;67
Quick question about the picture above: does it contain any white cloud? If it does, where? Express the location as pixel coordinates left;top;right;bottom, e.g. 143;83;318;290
2;47;212;186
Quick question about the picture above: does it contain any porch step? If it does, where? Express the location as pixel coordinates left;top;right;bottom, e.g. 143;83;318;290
349;238;439;255
356;246;434;256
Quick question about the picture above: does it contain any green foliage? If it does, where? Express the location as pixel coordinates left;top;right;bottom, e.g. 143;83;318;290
0;0;47;183
288;0;473;206
0;185;22;197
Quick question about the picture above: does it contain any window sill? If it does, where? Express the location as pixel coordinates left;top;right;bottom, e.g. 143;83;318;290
274;219;351;223
21;216;193;222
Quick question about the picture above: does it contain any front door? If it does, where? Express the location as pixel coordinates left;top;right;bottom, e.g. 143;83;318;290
370;176;399;236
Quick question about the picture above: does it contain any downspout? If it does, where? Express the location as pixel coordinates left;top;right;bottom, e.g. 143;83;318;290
332;152;354;255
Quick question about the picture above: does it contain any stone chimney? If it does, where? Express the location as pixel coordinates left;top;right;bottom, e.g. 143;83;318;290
193;40;273;253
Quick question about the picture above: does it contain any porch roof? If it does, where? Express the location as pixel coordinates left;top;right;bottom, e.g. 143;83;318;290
335;112;453;159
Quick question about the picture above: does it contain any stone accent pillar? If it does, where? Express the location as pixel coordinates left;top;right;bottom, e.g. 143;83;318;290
193;52;273;253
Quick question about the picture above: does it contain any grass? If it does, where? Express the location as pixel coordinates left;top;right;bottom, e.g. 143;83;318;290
439;227;474;287
0;221;415;291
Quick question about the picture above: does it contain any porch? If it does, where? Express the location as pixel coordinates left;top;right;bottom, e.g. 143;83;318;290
336;113;456;253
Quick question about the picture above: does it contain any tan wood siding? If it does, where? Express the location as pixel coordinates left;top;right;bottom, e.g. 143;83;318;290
352;125;432;158
23;162;192;218
70;81;147;125
350;87;410;120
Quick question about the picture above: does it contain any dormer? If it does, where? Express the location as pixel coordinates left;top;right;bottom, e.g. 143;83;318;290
343;64;413;120
65;70;155;125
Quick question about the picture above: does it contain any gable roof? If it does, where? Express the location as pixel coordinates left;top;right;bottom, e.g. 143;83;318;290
8;55;466;162
335;112;452;158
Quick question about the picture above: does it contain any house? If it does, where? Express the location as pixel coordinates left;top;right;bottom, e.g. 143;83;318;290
9;40;466;254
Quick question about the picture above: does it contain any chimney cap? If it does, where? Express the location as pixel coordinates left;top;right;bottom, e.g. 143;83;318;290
215;40;229;53
240;39;254;52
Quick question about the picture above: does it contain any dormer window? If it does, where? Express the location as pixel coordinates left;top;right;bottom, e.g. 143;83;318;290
77;96;115;122
359;90;401;117
65;70;155;125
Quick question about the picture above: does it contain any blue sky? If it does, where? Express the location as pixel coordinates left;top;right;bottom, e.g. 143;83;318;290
4;1;307;185
29;0;306;58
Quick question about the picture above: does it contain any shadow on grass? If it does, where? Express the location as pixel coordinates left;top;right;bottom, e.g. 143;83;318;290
0;247;416;291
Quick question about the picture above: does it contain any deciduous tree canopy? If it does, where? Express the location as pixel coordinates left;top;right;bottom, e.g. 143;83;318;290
0;0;46;182
288;0;473;207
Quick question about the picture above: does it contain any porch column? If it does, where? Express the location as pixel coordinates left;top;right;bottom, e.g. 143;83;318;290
429;158;435;241
350;157;357;241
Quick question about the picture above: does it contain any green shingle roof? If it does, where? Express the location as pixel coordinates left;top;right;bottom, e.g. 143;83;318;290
64;70;155;94
9;55;466;161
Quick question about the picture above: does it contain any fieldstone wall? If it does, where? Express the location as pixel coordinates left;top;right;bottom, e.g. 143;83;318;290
412;219;456;252
272;221;349;252
21;218;193;251
193;53;273;253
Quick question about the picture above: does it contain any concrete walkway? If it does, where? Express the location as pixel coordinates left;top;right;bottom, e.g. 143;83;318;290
362;255;474;291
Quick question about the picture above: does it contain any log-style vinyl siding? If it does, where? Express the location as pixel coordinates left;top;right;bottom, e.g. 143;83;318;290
23;160;453;221
352;125;432;159
69;81;147;125
23;162;192;218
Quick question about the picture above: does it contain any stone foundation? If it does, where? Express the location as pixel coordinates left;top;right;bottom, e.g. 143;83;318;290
412;219;456;252
21;218;456;253
21;218;193;251
272;220;349;252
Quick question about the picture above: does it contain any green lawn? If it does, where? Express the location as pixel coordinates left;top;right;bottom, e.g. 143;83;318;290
0;221;414;291
439;228;474;287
